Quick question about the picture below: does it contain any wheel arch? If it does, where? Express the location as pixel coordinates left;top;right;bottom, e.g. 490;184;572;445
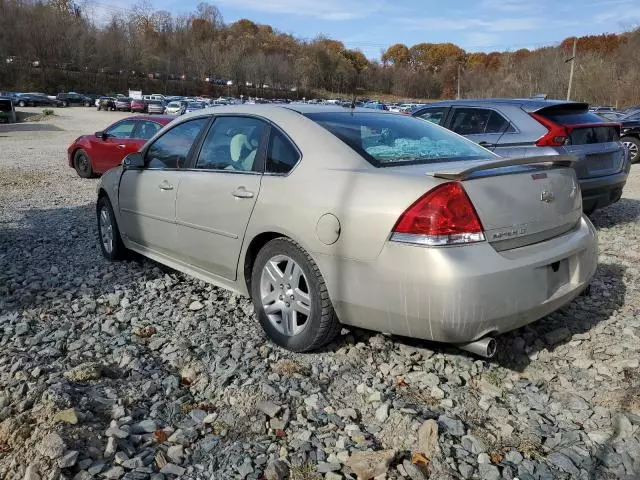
242;231;287;293
241;229;321;292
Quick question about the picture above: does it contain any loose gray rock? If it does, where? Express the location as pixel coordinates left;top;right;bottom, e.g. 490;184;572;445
256;401;282;418
36;433;66;459
439;415;465;437
103;466;125;479
374;403;389;423
478;463;500;480
160;463;186;476
23;465;41;480
58;450;79;468
264;459;289;480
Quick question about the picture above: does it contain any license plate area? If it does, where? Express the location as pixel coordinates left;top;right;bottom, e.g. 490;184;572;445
547;258;570;298
586;153;614;173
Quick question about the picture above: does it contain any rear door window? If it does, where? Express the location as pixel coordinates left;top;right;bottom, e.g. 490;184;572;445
450;108;515;135
134;121;163;140
145;117;208;169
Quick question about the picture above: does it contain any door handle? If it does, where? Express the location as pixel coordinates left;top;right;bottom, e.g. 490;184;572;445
478;141;494;148
232;187;254;199
117;144;126;149
159;180;174;191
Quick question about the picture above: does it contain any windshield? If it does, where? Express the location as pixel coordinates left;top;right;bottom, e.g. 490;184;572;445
306;111;494;167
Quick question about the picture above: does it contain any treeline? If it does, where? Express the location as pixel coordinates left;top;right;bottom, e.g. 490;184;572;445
0;0;639;105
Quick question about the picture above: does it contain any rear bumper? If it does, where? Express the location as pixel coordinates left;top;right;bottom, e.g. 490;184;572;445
579;170;628;211
316;216;598;344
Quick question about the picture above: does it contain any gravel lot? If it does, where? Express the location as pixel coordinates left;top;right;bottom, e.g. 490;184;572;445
1;107;639;480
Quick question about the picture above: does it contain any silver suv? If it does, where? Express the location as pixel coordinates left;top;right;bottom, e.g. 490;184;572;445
412;99;630;213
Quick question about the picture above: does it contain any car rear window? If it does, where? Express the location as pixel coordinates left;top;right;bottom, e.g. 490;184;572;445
537;108;606;125
0;100;11;112
305;111;492;167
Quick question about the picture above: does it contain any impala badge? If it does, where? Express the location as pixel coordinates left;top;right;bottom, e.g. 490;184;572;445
541;189;555;203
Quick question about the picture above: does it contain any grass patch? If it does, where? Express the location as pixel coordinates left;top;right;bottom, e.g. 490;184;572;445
290;462;321;480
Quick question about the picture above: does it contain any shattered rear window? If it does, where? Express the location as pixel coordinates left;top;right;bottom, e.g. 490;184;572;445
306;111;493;167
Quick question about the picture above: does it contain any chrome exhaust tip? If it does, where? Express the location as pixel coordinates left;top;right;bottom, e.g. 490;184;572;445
458;337;497;358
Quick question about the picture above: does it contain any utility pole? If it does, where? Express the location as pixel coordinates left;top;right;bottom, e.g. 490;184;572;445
457;63;461;99
566;38;576;101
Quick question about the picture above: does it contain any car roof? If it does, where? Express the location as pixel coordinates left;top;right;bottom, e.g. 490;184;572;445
126;115;173;124
418;98;588;112
182;104;393;117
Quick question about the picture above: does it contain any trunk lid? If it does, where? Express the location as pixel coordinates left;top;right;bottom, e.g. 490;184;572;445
423;156;582;251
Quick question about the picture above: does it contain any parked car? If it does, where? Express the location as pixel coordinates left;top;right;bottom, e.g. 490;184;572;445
412;99;630;214
164;101;185;115
619;110;640;163
115;97;132;112
130;98;146;113
14;93;62;107
362;102;388;111
0;97;16;123
146;100;166;114
57;92;92;107
68;115;172;178
589;106;617;113
95;105;597;354
97;97;116;111
597;112;626;121
184;101;205;113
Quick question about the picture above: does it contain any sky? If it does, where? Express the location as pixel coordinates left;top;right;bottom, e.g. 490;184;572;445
90;0;640;59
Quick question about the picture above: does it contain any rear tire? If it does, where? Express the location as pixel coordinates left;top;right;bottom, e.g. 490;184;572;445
622;136;640;164
97;196;127;261
251;237;341;352
18;100;26;107
74;149;95;178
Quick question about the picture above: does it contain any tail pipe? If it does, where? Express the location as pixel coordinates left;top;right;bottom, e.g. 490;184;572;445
458;337;497;358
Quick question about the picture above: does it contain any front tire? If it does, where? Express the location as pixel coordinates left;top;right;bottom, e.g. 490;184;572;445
251;238;341;352
97;196;127;261
74;149;95;178
18;100;26;107
622;136;640;164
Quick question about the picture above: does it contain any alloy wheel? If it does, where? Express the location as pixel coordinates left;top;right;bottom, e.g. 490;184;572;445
260;254;312;336
76;152;89;175
623;140;639;162
99;207;113;254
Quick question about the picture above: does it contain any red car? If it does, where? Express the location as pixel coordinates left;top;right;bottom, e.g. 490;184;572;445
68;115;173;177
131;98;146;113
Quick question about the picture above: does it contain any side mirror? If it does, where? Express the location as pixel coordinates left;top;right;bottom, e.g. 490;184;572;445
95;131;108;140
122;152;144;169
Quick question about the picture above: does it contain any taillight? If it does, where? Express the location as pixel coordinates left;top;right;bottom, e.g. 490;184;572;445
391;182;485;246
530;113;571;146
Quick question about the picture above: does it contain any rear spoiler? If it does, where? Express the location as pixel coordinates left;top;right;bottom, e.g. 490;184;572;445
431;155;578;181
